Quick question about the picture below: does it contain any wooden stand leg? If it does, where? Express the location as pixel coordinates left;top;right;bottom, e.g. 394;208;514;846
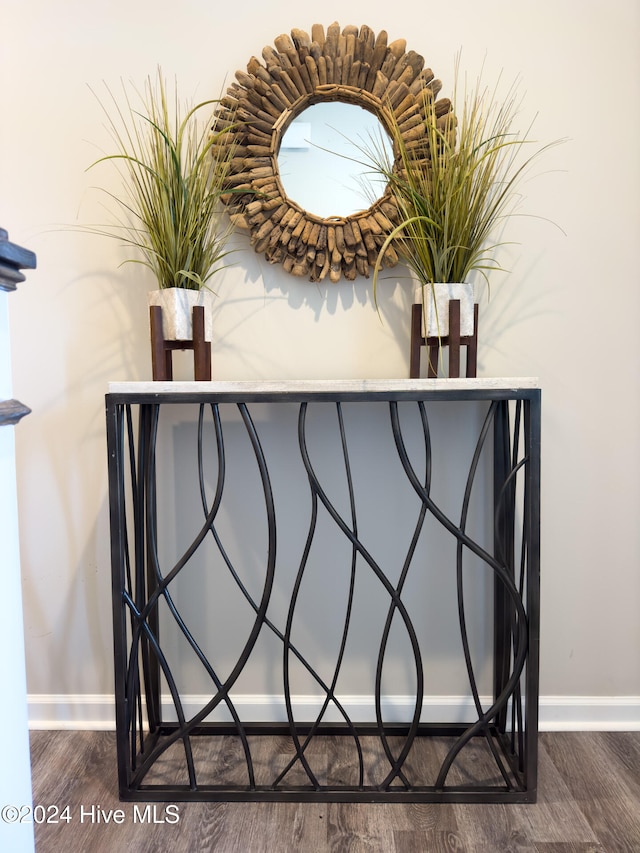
466;303;479;378
150;306;172;380
409;303;423;379
448;299;461;378
192;306;211;381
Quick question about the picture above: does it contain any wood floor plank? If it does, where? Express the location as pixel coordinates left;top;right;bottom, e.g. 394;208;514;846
520;743;602;846
326;807;393;852
541;732;640;853
452;802;539;852
597;730;640;797
28;731;640;852
393;829;469;852
30;731;186;853
532;843;606;852
167;803;231;853
448;741;597;850
192;802;328;853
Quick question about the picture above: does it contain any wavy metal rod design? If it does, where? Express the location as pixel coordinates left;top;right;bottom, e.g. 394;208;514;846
389;401;529;790
122;407;145;767
123;590;197;789
194;404;365;789
373;402;431;789
508;401;526;761
281;480;324;789
277;402;364;789
439;446;529;785
126;403;277;787
298;402;425;790
455;401;515;788
144;404;257;785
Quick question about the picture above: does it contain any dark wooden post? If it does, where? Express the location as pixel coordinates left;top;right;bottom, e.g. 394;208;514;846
149;305;172;380
448;299;461;378
466;304;479;378
409;304;423;379
0;229;36;426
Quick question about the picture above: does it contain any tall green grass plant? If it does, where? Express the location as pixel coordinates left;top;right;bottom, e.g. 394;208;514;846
87;69;236;291
369;66;563;306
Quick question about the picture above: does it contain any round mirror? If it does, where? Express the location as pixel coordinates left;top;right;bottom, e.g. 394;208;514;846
215;22;452;282
278;102;392;219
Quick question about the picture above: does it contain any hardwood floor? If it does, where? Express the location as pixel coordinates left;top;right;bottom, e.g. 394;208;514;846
28;731;640;852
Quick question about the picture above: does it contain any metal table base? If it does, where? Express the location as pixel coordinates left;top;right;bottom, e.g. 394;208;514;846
106;379;541;803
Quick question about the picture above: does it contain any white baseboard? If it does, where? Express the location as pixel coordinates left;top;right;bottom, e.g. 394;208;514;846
28;695;116;730
539;695;640;731
27;694;640;732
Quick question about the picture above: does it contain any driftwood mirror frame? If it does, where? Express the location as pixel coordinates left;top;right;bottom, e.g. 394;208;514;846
215;23;453;283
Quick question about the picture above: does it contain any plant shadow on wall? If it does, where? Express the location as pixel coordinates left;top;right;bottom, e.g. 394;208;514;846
64;266;152;381
478;246;567;370
228;222;400;324
221;227;412;350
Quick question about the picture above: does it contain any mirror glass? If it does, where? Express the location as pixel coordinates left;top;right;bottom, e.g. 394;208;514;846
278;102;392;219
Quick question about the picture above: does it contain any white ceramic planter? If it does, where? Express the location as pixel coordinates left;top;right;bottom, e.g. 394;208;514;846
415;282;475;338
148;287;215;342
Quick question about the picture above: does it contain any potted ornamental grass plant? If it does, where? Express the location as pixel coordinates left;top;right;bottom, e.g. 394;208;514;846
368;62;562;367
87;68;237;344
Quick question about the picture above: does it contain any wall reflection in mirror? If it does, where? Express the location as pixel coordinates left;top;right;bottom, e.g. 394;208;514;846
278;102;392;219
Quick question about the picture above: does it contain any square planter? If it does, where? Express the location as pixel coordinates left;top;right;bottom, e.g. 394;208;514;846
416;282;475;338
148;288;214;342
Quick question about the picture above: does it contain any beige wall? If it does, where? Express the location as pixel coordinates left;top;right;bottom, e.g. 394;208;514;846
2;0;639;726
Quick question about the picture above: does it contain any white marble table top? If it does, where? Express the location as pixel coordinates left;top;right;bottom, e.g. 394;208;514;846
108;377;540;396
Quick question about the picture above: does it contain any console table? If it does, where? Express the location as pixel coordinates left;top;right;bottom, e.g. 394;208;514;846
106;378;540;803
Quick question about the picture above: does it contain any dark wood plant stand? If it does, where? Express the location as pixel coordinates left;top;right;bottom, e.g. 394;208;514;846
410;300;479;379
150;304;211;381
